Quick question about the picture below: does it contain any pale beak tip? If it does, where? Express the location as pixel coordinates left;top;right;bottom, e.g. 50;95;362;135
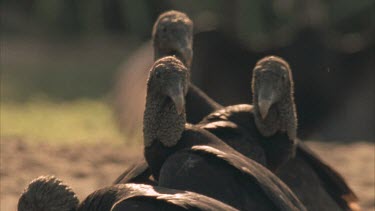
258;100;272;120
170;93;185;115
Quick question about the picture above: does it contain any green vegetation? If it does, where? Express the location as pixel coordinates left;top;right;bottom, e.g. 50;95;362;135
0;99;140;145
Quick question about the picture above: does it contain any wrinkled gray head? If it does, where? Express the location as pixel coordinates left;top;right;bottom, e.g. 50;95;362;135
144;56;189;147
18;175;79;211
152;10;193;68
252;56;293;119
252;56;297;139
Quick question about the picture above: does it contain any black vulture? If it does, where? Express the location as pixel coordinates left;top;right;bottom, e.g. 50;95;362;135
198;56;360;210
143;56;306;211
199;56;297;171
18;175;238;211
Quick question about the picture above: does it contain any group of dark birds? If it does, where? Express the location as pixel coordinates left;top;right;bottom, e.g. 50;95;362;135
18;10;360;211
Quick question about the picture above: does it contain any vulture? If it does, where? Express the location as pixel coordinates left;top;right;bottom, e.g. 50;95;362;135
143;56;306;210
18;176;238;211
114;10;221;136
199;56;360;211
199;56;297;171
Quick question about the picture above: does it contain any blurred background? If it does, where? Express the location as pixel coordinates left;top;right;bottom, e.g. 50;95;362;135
2;0;374;142
1;1;374;210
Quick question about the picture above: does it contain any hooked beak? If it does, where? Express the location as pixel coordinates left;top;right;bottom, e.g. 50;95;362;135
257;88;275;120
258;99;273;120
167;83;185;115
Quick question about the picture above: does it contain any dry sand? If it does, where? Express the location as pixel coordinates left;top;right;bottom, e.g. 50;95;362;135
1;138;374;210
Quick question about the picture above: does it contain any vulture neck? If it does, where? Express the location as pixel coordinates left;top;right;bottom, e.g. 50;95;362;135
254;92;297;140
143;91;186;148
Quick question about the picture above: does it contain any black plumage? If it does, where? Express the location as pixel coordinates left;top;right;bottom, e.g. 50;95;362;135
113;159;156;185
18;176;238;211
143;56;306;211
198;104;292;171
199;103;360;210
277;141;360;211
78;183;238;211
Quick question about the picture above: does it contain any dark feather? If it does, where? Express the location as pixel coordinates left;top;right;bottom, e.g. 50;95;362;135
148;126;306;211
199;104;359;210
296;141;360;210
199;104;294;171
77;183;238;211
113;159;156;185
189;145;306;211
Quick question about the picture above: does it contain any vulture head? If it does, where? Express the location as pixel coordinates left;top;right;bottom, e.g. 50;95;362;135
152;10;193;68
144;56;189;147
18;175;79;211
252;56;298;140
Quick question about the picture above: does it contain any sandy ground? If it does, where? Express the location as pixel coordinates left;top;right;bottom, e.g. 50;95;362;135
1;138;374;211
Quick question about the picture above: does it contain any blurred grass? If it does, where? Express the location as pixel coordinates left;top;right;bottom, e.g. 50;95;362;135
0;99;141;145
